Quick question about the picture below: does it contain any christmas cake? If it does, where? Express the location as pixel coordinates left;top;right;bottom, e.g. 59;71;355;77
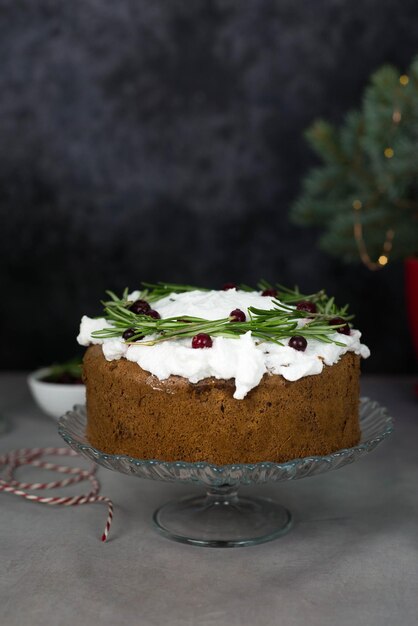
77;283;370;464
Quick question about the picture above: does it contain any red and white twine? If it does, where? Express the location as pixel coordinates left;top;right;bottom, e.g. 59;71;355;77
0;447;113;541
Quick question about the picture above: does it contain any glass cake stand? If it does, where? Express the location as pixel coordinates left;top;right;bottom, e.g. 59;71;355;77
58;398;393;548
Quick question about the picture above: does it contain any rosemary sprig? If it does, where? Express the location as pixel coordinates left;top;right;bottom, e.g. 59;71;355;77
255;280;353;319
102;281;352;319
140;282;208;303
101;283;207;309
92;285;352;347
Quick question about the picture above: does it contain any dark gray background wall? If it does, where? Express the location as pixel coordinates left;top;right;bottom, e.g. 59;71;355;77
1;0;417;372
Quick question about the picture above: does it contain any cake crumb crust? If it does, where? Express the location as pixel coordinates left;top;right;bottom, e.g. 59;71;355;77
83;345;361;464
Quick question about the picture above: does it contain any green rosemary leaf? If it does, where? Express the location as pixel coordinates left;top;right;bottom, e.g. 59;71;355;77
140;282;207;302
238;283;255;292
105;290;121;303
257;279;273;291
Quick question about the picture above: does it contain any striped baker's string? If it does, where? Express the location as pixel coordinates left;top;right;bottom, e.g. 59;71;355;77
0;447;114;541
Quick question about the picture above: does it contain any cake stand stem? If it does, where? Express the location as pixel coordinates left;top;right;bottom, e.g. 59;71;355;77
153;484;292;548
205;485;239;505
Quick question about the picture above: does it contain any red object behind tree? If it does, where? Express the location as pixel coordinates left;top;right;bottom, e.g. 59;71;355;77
406;258;418;357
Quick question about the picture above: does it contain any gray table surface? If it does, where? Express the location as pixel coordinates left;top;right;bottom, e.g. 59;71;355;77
0;373;417;626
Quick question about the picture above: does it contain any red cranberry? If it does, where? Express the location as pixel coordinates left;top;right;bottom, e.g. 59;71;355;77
147;309;161;319
123;328;138;341
229;308;246;322
222;282;237;290
192;333;213;349
262;288;278;297
329;317;351;335
296;301;317;314
288;335;307;351
129;299;151;314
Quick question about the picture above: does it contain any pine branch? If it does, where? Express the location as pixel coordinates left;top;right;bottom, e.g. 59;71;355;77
291;55;418;262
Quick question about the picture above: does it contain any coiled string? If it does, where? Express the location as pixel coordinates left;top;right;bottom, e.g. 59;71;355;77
0;447;113;541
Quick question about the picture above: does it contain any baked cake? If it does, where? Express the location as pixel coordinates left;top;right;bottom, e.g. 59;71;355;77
77;283;370;464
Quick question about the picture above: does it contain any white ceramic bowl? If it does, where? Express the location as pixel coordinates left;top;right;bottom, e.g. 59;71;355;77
28;367;86;420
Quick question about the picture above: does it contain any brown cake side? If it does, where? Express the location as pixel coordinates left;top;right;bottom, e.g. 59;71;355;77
83;345;361;464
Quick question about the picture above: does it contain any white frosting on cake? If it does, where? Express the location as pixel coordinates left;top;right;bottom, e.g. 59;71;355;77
77;289;370;399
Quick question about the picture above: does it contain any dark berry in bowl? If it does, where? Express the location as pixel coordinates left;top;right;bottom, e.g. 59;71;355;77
42;372;83;385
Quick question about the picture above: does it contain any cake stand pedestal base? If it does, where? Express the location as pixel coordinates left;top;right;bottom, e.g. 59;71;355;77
153;486;292;548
